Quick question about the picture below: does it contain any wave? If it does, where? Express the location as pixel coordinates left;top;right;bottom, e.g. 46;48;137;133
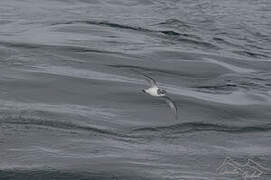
160;30;180;36
132;122;271;135
1;111;271;142
0;41;123;56
233;50;270;59
194;84;237;90
3;116;269;140
108;64;184;77
155;18;192;28
1;19;220;52
50;20;152;33
51;19;185;37
192;84;237;94
0;169;149;180
213;37;244;49
50;19;212;45
0;116;124;137
108;64;208;79
0;41;40;49
178;37;220;50
25;65;142;84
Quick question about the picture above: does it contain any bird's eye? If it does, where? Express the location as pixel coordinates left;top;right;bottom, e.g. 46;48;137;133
158;89;166;95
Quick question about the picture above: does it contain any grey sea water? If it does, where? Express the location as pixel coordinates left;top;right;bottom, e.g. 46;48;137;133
0;0;271;179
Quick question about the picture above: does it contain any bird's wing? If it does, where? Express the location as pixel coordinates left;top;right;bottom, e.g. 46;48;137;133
131;69;157;87
162;96;178;120
141;73;157;88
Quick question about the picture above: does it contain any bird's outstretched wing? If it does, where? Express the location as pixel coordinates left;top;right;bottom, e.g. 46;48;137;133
131;69;157;87
141;73;157;88
162;96;178;120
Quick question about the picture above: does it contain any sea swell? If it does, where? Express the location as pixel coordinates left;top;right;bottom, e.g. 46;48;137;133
132;122;271;136
1;0;271;179
1;115;270;139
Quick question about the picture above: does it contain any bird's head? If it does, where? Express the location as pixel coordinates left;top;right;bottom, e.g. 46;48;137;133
157;89;167;96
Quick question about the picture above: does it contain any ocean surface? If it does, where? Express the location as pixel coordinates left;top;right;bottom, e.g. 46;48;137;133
0;0;271;179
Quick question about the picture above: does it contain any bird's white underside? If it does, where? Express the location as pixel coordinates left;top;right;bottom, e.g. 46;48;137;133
145;86;165;97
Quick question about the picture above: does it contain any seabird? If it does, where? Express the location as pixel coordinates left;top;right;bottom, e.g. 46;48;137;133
138;71;178;120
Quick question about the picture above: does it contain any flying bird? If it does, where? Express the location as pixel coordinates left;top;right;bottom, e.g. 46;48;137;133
138;71;178;120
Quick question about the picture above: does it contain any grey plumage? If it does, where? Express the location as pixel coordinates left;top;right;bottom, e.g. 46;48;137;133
162;96;178;120
141;72;158;88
